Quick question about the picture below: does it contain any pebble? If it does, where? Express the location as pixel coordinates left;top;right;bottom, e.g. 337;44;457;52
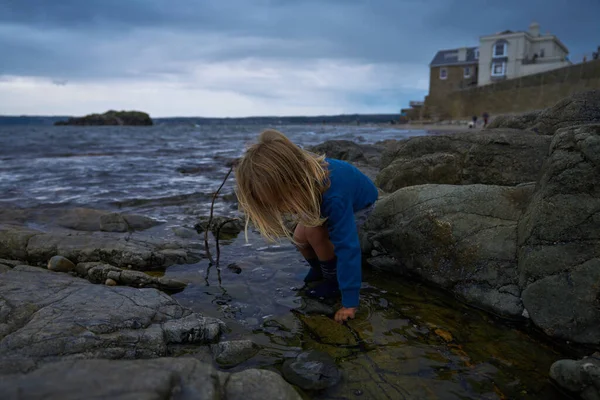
47;256;76;273
105;278;118;286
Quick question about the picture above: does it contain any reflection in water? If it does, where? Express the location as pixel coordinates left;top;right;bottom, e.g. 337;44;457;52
169;232;566;400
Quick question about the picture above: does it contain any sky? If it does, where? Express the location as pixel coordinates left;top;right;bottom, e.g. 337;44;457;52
0;0;598;117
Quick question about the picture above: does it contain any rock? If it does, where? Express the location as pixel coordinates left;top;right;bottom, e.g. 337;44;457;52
363;183;534;318
0;225;39;260
105;278;117;286
0;358;302;400
54;110;153;126
486;110;542;131
225;368;303;400
210;340;261;368
0;266;225;373
194;216;243;239
75;262;187;291
308;140;384;167
54;208;160;232
99;213;129;232
46;255;76;273
0;226;190;270
298;314;358;346
488;90;600;135
282;350;341;390
0;264;10;273
377;130;550;192
172;226;197;239
550;355;600;400
518;124;600;344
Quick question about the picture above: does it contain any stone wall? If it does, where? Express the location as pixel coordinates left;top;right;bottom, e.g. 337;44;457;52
425;60;600;120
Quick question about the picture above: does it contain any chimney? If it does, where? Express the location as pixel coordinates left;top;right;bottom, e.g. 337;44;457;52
529;21;540;37
457;47;467;62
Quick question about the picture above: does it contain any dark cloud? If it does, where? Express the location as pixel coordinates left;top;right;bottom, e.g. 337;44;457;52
1;0;598;115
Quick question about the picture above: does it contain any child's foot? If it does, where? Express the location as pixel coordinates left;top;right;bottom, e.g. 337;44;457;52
306;280;340;300
304;267;323;283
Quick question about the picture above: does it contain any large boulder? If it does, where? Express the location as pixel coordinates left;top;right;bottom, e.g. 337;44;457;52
550;354;600;400
377;130;550;193
0;265;225;373
518;124;600;344
0;358;301;400
487;90;600;135
362;183;534;317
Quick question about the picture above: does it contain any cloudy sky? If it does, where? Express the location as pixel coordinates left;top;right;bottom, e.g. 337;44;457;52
1;0;598;117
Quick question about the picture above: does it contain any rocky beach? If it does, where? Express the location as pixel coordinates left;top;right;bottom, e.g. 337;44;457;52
1;91;599;399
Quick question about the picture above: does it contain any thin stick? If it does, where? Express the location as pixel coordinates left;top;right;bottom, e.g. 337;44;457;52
215;218;240;265
204;167;233;264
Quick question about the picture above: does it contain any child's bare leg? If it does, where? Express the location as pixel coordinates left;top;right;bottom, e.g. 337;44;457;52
293;224;317;260
303;225;335;261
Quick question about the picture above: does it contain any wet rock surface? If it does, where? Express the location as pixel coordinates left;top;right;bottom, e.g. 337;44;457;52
0;358;302;400
0;265;225;374
282;350;341;390
550;354;600;400
210;339;261;368
75;261;188;291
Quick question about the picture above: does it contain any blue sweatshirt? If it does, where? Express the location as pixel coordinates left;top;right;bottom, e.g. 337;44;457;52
320;158;379;308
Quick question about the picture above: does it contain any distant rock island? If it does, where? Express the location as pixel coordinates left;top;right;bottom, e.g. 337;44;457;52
54;110;153;126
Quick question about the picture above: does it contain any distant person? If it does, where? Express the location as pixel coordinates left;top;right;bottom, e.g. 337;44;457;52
482;112;490;127
235;129;378;323
472;115;478;127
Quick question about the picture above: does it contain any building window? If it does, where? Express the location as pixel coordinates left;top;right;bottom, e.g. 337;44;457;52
464;67;471;78
493;42;507;57
474;48;479;59
491;62;506;76
439;68;448;80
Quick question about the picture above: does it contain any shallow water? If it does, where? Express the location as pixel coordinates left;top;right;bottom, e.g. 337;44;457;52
0;124;568;399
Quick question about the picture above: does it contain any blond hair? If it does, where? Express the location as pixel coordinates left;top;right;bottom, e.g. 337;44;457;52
235;129;329;242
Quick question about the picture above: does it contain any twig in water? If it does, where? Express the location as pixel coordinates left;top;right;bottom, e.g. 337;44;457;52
215;218;240;265
204;166;233;264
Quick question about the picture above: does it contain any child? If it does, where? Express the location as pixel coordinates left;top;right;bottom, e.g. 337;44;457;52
235;129;378;323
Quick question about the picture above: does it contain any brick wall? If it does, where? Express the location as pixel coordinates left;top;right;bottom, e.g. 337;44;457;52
426;59;600;120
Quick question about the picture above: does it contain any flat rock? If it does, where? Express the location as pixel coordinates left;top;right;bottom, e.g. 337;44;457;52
0;226;194;270
211;340;261;368
0;266;225;373
550;354;600;400
54;207;161;232
282;350;341;390
0;358;301;400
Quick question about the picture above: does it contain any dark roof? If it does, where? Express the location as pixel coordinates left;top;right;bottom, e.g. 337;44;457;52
430;47;479;67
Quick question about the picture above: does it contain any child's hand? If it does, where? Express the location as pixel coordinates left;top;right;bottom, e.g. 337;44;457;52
334;307;357;323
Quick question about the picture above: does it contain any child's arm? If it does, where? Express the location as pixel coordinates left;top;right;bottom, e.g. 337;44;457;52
321;196;362;310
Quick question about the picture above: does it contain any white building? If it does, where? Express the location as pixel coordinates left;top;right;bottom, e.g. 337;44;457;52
477;22;570;86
